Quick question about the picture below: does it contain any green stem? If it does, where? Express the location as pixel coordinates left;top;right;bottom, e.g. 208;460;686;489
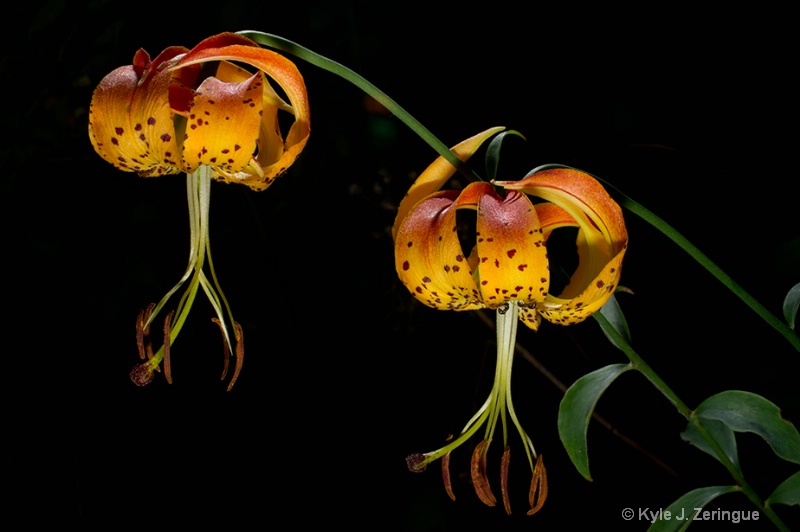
602;179;800;354
593;310;789;530
239;30;482;183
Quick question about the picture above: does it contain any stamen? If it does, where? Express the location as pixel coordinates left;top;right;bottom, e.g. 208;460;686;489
501;446;512;515
163;310;175;384
136;309;146;361
527;454;548;516
471;440;496;507
136;304;158;370
442;435;455;501
226;322;244;392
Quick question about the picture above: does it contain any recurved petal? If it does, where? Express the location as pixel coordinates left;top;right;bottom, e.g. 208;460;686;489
539;243;625;325
395;190;484;311
498;168;628;325
392;127;505;240
89;48;185;177
173;33;310;189
179;73;263;173
460;183;549;309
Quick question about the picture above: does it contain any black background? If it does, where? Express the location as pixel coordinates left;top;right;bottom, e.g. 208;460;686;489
4;1;799;529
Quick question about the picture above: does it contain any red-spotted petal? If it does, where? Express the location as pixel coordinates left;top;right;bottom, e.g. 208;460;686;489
395;190;484;311
88;47;187;177
497;168;628;325
171;33;310;191
179;73;263;174
463;183;549;308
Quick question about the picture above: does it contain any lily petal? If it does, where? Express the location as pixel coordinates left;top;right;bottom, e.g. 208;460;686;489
464;183;549;308
392;127;504;239
179;73;264;174
497;168;628;325
395;189;484;311
171;33;310;190
89;47;187;177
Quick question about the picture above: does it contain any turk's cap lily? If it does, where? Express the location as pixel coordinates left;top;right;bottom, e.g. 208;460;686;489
393;127;627;329
89;32;310;191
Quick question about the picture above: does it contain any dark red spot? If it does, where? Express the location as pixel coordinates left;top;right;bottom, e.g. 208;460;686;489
135;124;142;131
160;133;172;142
147;117;156;126
507;249;517;258
407;241;413;248
422;276;432;283
518;264;528;271
115;127;124;135
111;138;119;145
453;265;460;272
596;280;605;288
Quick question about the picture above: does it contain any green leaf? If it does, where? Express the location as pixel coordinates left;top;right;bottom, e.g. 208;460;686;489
484;130;524;182
597;294;631;348
558;363;633;480
767;470;800;506
647;486;739;532
783;282;800;330
694;391;800;465
680;418;740;473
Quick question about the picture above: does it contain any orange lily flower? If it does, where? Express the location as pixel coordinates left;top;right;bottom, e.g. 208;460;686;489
88;33;310;389
395;128;627;514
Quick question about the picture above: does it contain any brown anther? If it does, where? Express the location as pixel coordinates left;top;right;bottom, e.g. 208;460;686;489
226;322;244;392
162;310;175;384
500;446;512;515
470;440;496;507
405;453;427;473
136;309;146;360
442;435;455;501
136;303;156;362
527;454;548;516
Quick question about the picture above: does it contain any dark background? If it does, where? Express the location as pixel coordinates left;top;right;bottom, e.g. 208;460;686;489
4;1;798;529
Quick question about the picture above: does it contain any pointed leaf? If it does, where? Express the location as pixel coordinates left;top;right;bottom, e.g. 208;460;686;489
680;418;741;473
767;470;800;506
647;485;738;532
558;363;632;480
484;130;525;182
694;391;800;465
783;282;800;330
597;294;631;348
